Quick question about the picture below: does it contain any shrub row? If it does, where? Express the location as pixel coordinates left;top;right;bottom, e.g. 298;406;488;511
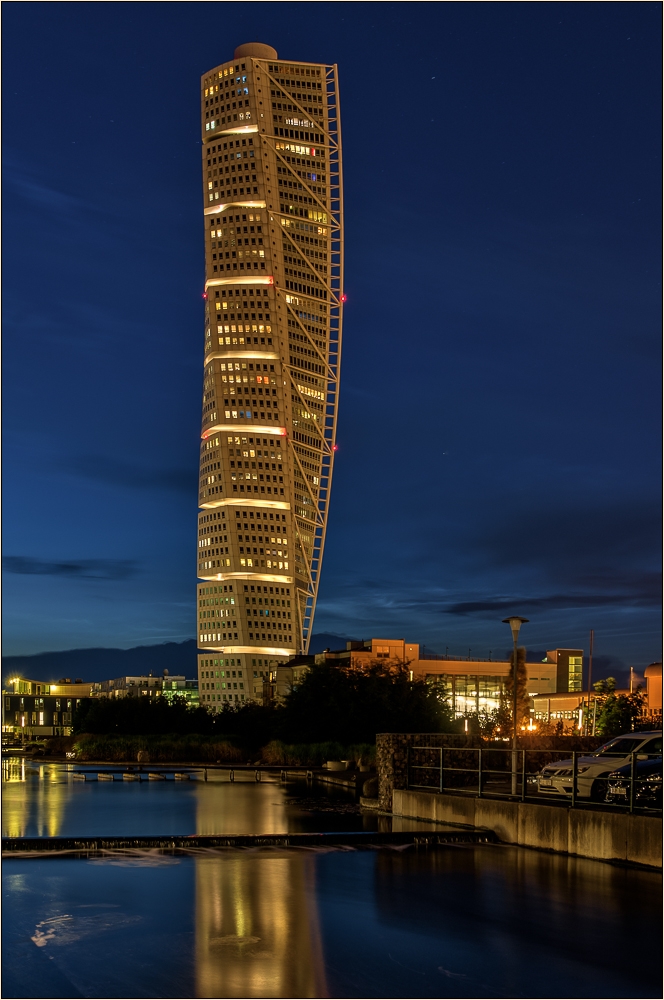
73;734;243;763
260;740;376;767
70;734;377;766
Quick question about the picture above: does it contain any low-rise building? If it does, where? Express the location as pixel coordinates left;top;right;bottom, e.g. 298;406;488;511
161;671;199;707
644;663;662;723
533;661;663;732
91;670;199;705
92;673;163;699
2;677;93;737
255;639;580;713
2;670;199;736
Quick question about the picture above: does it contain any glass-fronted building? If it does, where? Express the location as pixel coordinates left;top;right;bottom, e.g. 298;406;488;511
426;674;505;717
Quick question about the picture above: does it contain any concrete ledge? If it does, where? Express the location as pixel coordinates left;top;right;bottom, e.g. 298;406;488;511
518;799;569;855
627;814;662;869
392;789;662;868
476;798;518;844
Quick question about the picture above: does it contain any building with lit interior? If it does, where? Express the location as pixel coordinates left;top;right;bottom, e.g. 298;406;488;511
260;639;578;714
2;672;199;738
2;677;91;738
195;42;343;710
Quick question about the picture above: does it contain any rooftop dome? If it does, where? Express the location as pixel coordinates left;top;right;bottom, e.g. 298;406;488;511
234;42;277;60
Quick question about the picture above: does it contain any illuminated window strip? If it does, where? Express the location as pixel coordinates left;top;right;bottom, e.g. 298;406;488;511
212;124;259;137
199;645;296;656
203;424;287;438
199;498;291;511
206;276;273;288
204;200;266;217
199;572;292;584
206;351;280;361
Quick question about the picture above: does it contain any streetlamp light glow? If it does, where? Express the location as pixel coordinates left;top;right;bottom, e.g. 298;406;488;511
502;616;529;796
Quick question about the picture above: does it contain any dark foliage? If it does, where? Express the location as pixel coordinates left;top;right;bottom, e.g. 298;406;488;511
73;660;454;749
73;696;216;736
211;702;279;751
275;659;454;744
504;646;530;725
592;677;648;737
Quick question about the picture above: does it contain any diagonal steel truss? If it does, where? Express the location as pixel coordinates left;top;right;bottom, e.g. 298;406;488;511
249;58;344;653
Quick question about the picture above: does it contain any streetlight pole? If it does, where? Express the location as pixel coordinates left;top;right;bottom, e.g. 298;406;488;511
502;616;529;796
585;629;594;735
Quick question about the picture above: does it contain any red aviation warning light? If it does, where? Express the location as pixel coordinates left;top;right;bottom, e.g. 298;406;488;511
341;294;347;303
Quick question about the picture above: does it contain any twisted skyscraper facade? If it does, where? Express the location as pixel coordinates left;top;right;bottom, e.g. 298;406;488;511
196;43;343;707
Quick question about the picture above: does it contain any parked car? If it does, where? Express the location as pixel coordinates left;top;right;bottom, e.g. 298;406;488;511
606;756;662;808
537;732;662;801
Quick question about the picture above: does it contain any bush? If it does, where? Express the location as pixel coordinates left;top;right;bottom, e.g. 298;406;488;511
73;734;243;763
259;740;377;767
44;735;77;755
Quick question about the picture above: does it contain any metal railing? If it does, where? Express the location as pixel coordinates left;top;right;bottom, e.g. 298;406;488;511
405;746;662;814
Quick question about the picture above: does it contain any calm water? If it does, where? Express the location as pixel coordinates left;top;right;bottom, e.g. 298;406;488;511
3;846;661;999
3;759;662;999
1;759;377;837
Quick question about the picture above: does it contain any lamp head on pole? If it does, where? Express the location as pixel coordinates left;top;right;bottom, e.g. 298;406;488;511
502;616;529;641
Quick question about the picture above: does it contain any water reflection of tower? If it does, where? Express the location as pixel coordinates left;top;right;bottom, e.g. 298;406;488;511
195;854;327;998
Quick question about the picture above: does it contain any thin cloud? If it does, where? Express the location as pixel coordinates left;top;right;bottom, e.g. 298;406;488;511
445;590;661;616
62;456;194;493
2;557;138;580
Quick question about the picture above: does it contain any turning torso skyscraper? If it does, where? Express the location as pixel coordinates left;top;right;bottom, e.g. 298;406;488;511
196;43;343;708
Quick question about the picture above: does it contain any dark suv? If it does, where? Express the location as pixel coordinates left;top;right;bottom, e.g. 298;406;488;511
606;756;662;808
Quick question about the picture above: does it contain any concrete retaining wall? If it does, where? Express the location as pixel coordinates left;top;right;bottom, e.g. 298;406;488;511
393;789;662;868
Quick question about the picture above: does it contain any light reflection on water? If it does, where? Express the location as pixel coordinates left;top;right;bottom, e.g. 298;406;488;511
2;760;68;838
195;854;326;999
1;758;376;838
2;761;661;998
2;846;661;999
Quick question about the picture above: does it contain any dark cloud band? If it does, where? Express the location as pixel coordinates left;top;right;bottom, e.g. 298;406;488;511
2;557;138;580
445;590;661;616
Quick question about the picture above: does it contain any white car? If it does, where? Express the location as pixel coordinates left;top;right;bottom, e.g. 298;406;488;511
537;732;663;801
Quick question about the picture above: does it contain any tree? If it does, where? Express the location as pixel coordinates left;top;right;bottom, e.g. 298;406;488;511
73;695;215;736
503;646;529;728
276;659;454;745
592;677;646;737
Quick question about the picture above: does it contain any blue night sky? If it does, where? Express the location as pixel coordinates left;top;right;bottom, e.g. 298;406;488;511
2;2;661;671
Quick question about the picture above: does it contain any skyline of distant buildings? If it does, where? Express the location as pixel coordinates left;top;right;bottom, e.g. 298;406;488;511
3;635;662;738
